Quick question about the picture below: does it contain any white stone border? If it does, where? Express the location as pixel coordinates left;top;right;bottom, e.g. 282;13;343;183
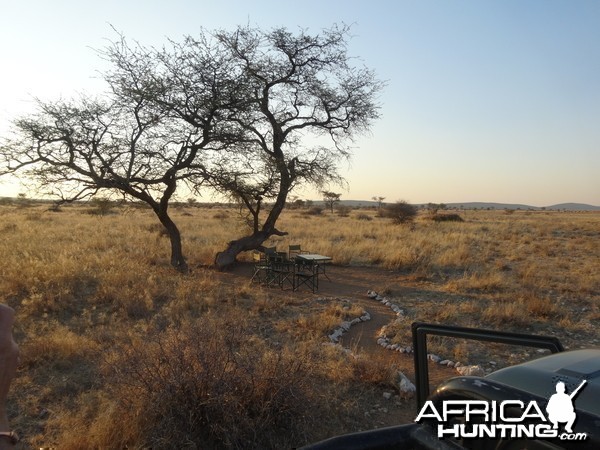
322;297;416;397
327;297;371;344
367;290;487;377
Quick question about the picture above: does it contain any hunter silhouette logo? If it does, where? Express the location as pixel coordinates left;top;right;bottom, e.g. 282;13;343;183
415;379;589;442
546;380;587;433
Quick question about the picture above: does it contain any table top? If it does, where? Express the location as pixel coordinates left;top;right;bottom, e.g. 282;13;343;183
295;254;332;262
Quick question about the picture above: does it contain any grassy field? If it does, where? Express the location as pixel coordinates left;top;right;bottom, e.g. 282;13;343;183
1;202;598;448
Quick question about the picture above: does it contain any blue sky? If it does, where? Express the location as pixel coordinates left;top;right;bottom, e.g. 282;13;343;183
1;0;598;206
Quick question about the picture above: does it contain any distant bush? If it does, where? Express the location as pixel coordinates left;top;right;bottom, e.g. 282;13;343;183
212;211;229;220
428;213;464;222
16;193;32;209
355;213;373;221
304;206;323;216
288;198;306;209
381;200;418;224
88;198;116;216
337;205;351;217
47;203;63;213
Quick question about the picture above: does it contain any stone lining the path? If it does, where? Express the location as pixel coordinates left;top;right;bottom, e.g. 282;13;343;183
327;298;371;344
324;297;416;397
366;290;487;378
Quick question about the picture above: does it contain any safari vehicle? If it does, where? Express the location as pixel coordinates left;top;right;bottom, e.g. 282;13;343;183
302;323;599;450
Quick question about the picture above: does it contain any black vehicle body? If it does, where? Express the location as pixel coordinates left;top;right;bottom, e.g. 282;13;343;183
302;324;599;450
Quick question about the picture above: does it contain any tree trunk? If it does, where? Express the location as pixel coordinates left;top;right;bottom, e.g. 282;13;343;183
157;212;188;273
214;156;292;270
214;230;273;270
215;185;291;270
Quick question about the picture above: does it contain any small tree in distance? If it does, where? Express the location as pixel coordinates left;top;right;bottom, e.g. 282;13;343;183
322;191;341;214
372;195;386;215
371;195;385;217
382;200;418;224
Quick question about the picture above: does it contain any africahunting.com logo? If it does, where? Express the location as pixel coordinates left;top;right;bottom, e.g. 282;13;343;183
415;380;588;442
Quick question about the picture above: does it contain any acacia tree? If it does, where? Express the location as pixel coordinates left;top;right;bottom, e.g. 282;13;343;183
208;25;385;268
372;195;386;214
1;98;188;271
1;25;383;271
322;191;341;214
0;35;235;272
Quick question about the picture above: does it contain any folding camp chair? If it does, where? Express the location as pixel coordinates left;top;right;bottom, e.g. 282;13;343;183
263;246;277;257
250;251;270;284
256;247;279;287
288;244;308;260
269;252;295;290
294;259;319;293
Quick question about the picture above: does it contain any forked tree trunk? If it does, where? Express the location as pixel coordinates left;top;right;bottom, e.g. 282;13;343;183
214;230;272;270
214;159;291;270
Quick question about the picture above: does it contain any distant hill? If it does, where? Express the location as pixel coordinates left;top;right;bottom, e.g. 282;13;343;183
444;202;600;211
333;200;600;211
443;202;536;210
546;203;600;211
1;196;598;211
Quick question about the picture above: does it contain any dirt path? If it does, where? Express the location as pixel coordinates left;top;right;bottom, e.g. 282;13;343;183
339;297;395;352
217;262;408;353
216;262;459;428
221;263;401;346
220;263;418;358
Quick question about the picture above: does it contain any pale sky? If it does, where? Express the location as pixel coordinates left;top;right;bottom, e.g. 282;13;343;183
1;0;598;206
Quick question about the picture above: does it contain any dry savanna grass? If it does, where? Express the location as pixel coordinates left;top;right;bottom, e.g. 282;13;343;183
0;202;598;448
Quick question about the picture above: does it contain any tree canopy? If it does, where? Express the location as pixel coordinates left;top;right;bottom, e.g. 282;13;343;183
1;24;384;270
209;25;385;267
322;191;342;214
0;33;238;272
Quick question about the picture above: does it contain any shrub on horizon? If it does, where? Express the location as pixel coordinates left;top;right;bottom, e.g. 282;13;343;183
428;213;464;222
381;200;418;224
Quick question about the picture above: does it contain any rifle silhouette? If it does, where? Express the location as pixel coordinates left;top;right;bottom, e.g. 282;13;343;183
569;380;587;400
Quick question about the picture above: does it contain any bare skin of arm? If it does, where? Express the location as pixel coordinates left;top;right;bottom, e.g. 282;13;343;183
0;305;19;449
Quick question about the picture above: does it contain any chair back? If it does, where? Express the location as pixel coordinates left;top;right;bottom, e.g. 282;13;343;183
261;246;276;260
289;244;303;259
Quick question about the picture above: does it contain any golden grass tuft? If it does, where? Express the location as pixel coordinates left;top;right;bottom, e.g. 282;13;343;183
22;324;98;366
94;315;330;449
